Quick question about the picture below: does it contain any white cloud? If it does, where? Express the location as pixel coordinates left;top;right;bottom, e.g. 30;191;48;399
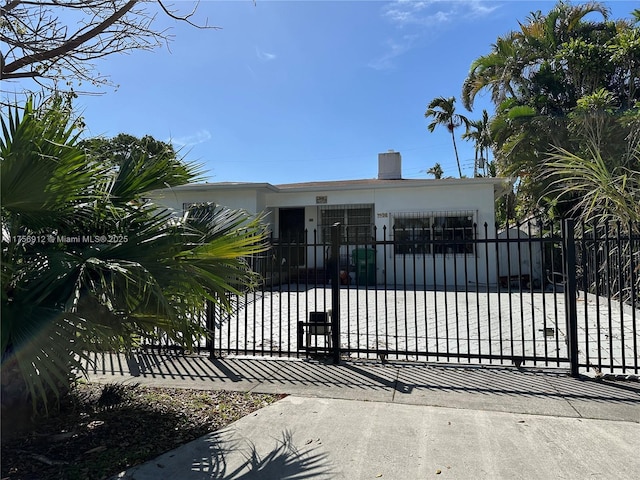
256;47;277;62
170;129;212;148
383;0;497;27
370;1;498;69
466;0;500;17
384;0;435;26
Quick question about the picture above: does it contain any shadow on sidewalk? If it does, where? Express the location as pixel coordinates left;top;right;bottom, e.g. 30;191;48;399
86;352;640;406
117;428;335;480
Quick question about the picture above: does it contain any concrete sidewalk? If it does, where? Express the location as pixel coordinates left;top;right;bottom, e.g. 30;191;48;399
86;353;640;479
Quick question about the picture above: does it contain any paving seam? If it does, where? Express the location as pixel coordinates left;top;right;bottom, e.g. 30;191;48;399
281;394;640;424
389;366;401;402
562;398;585;418
541;373;584;418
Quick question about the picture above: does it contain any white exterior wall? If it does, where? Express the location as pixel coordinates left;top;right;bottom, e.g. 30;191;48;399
261;183;499;287
149;187;268;217
498;229;544;286
375;183;497;286
150;179;506;287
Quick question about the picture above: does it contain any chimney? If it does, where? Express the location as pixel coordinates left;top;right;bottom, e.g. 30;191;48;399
378;150;402;180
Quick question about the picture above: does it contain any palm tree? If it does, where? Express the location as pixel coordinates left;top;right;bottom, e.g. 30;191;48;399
462;110;492;176
425;96;469;177
462;33;527;111
521;1;609;49
426;163;444;179
1;98;270;412
542;143;640;226
540;88;640;226
540;114;640;304
463;2;610;112
461;1;625;218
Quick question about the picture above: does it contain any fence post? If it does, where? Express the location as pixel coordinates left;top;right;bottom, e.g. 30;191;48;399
206;299;215;360
563;219;580;377
331;223;341;364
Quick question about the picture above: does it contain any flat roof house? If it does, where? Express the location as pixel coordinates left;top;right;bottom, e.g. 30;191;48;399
150;151;514;286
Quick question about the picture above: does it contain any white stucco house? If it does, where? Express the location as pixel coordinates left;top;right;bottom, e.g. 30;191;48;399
150;151;514;286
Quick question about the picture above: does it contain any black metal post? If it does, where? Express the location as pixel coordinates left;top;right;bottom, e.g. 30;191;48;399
297;321;304;352
564;219;580;377
206;299;216;360
331;223;341;364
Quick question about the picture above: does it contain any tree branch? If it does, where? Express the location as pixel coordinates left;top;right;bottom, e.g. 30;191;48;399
157;0;220;30
2;0;138;76
1;0;222;95
1;0;22;14
1;70;40;79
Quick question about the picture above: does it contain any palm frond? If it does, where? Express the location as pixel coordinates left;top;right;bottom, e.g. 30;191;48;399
2;98;269;413
1;98;105;231
541;143;640;225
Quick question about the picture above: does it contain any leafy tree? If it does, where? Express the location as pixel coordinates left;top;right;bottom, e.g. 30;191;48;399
464;1;612;112
425;96;469;178
0;0;216;96
462;1;640;218
541;91;640;226
1;98;269;413
78;134;197;203
540;96;640;305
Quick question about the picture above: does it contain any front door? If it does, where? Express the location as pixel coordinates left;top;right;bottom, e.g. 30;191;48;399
279;208;306;267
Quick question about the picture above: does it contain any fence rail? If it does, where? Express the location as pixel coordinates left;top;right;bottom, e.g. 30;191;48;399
145;219;639;375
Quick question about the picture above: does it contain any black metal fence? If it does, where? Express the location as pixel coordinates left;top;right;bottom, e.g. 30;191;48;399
148;219;639;376
574;221;639;374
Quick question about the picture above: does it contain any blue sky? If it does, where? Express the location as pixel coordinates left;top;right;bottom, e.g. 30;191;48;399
5;1;638;183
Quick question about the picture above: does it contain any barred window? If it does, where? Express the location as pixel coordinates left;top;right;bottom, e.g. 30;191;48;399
319;204;374;245
394;215;431;254
393;211;475;255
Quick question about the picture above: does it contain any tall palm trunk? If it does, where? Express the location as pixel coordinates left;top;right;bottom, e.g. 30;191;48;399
450;128;463;177
425;96;469;179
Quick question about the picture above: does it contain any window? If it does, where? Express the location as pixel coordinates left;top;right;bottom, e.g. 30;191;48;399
432;214;475;254
319;204;374;244
393;212;476;255
394;215;432;254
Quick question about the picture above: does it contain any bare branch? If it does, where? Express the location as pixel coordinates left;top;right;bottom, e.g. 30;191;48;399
1;69;39;79
1;0;22;13
0;0;220;96
157;0;218;30
3;1;138;76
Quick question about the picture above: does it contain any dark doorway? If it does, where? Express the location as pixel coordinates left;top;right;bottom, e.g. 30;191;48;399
279;208;306;267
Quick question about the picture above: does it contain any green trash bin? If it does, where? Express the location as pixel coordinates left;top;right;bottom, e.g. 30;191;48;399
352;248;376;286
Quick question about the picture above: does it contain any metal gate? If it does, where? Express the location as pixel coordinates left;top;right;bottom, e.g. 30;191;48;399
190;220;638;376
